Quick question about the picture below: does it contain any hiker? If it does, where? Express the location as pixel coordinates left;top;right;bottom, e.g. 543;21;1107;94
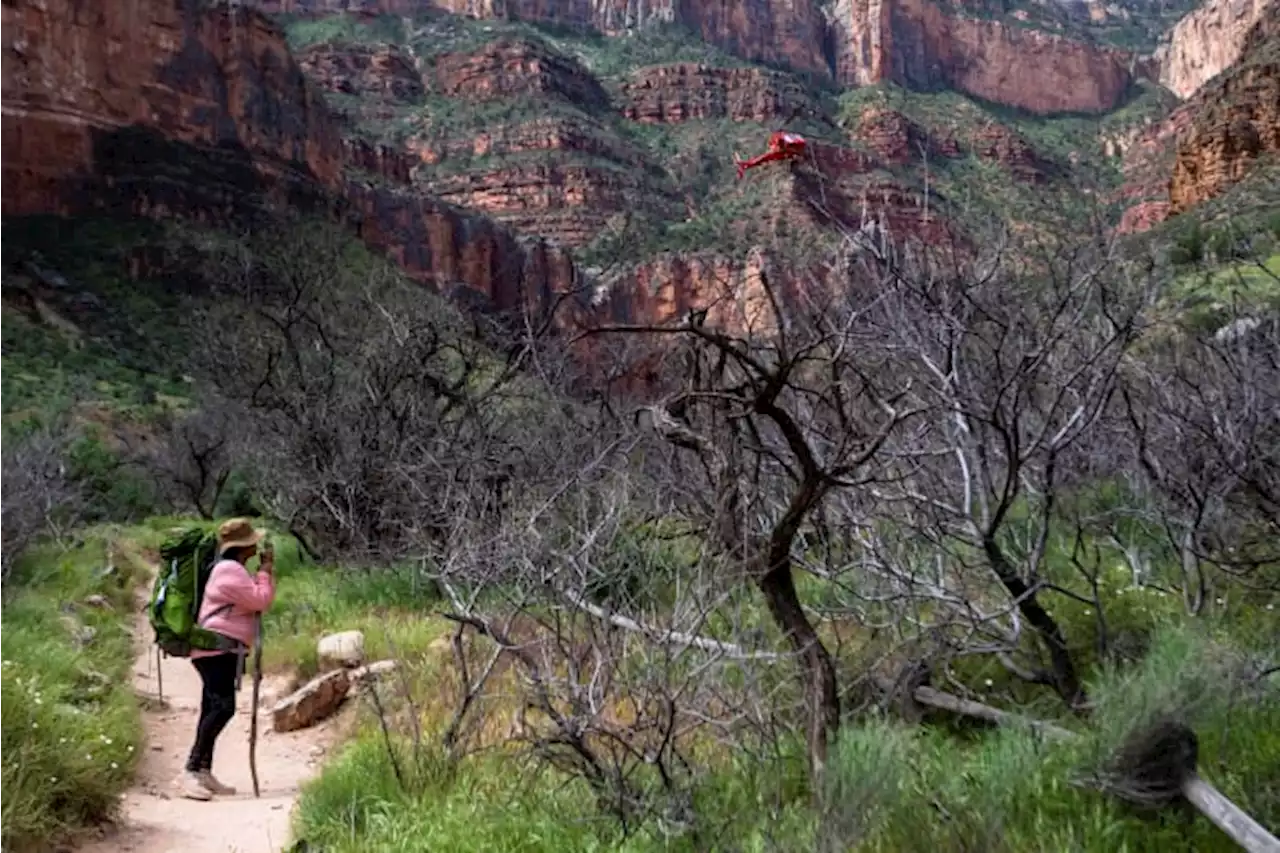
179;518;276;801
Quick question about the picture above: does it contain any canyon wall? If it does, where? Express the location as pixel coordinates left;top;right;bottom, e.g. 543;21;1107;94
1;0;579;319
1158;0;1274;99
1168;3;1280;212
619;64;824;124
256;0;832;79
2;0;342;218
257;0;1140;115
831;0;1134;114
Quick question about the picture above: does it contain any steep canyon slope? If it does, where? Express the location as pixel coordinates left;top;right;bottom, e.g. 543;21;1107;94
4;0;1279;343
1;0;580;323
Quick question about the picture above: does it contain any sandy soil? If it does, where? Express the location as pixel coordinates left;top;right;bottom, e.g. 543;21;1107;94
74;598;339;853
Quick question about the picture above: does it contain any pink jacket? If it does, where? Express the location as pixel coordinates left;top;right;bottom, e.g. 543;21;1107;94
191;558;276;659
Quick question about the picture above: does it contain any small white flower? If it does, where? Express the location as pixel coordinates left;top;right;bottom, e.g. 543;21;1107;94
50;776;58;783
59;737;67;744
31;722;38;729
1215;598;1225;605
101;736;112;745
34;697;42;706
1084;609;1092;616
983;678;994;688
110;762;118;770
127;745;134;753
1267;604;1275;611
85;754;93;761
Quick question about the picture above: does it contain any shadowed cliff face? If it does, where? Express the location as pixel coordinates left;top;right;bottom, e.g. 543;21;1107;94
2;0;342;216
1;0;581;323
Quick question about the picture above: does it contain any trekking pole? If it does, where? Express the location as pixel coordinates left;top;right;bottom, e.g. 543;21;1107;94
249;613;263;798
156;646;164;704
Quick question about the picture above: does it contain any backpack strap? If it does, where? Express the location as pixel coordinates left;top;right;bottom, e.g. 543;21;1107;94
200;602;234;624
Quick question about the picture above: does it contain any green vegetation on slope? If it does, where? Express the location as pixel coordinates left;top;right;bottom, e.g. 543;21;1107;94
1;216;207;419
290;622;1279;852
0;532;150;851
280;8;1193;262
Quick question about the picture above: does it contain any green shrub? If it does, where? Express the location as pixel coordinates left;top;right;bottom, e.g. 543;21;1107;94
814;627;1280;853
66;433;162;522
0;534;145;850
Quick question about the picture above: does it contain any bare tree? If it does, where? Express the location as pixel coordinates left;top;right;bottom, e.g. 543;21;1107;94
192;221;553;564
1;419;84;584
119;402;238;519
1121;310;1280;608
582;249;923;779
846;228;1160;708
432;437;794;844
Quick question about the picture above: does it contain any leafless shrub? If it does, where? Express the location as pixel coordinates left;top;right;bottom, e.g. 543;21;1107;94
1;419;84;584
434;463;786;842
186;211;1278;839
117;401;239;519
1121;311;1280;607
838;226;1162;708
192;221;551;564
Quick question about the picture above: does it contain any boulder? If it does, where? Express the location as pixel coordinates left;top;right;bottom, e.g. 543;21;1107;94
270;669;350;733
317;630;365;670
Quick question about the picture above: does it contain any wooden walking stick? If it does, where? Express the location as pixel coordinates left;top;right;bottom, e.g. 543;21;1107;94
249;612;263;798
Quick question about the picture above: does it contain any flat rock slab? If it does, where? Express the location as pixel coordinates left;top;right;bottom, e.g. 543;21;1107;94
271;669;350;733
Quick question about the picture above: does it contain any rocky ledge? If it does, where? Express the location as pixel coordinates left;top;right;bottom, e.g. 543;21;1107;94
618;63;824;125
1168;5;1280;215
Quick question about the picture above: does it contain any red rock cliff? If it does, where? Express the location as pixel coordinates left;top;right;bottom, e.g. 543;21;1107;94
830;0;1133;114
1;0;580;321
619;63;824;124
1113;105;1194;234
1168;5;1280;214
431;38;609;106
2;0;342;217
255;0;831;79
402;39;677;247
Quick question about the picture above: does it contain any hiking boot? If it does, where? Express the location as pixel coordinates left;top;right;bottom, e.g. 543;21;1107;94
197;770;236;795
177;771;212;801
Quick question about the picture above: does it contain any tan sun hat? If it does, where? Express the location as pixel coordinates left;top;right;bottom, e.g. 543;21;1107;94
217;518;266;555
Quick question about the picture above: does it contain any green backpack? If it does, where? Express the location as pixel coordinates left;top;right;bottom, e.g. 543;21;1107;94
148;527;231;657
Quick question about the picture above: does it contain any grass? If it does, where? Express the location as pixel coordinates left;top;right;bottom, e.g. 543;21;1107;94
273;490;1280;851
0;531;150;851
819;627;1280;853
261;552;452;683
3;516;1275;852
291;622;1280;852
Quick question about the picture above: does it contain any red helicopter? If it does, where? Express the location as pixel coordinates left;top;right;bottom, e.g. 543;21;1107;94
734;129;809;180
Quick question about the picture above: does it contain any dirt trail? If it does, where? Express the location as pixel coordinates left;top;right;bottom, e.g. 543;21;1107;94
76;595;338;853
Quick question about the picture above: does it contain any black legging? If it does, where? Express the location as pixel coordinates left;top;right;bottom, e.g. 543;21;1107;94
186;652;239;773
